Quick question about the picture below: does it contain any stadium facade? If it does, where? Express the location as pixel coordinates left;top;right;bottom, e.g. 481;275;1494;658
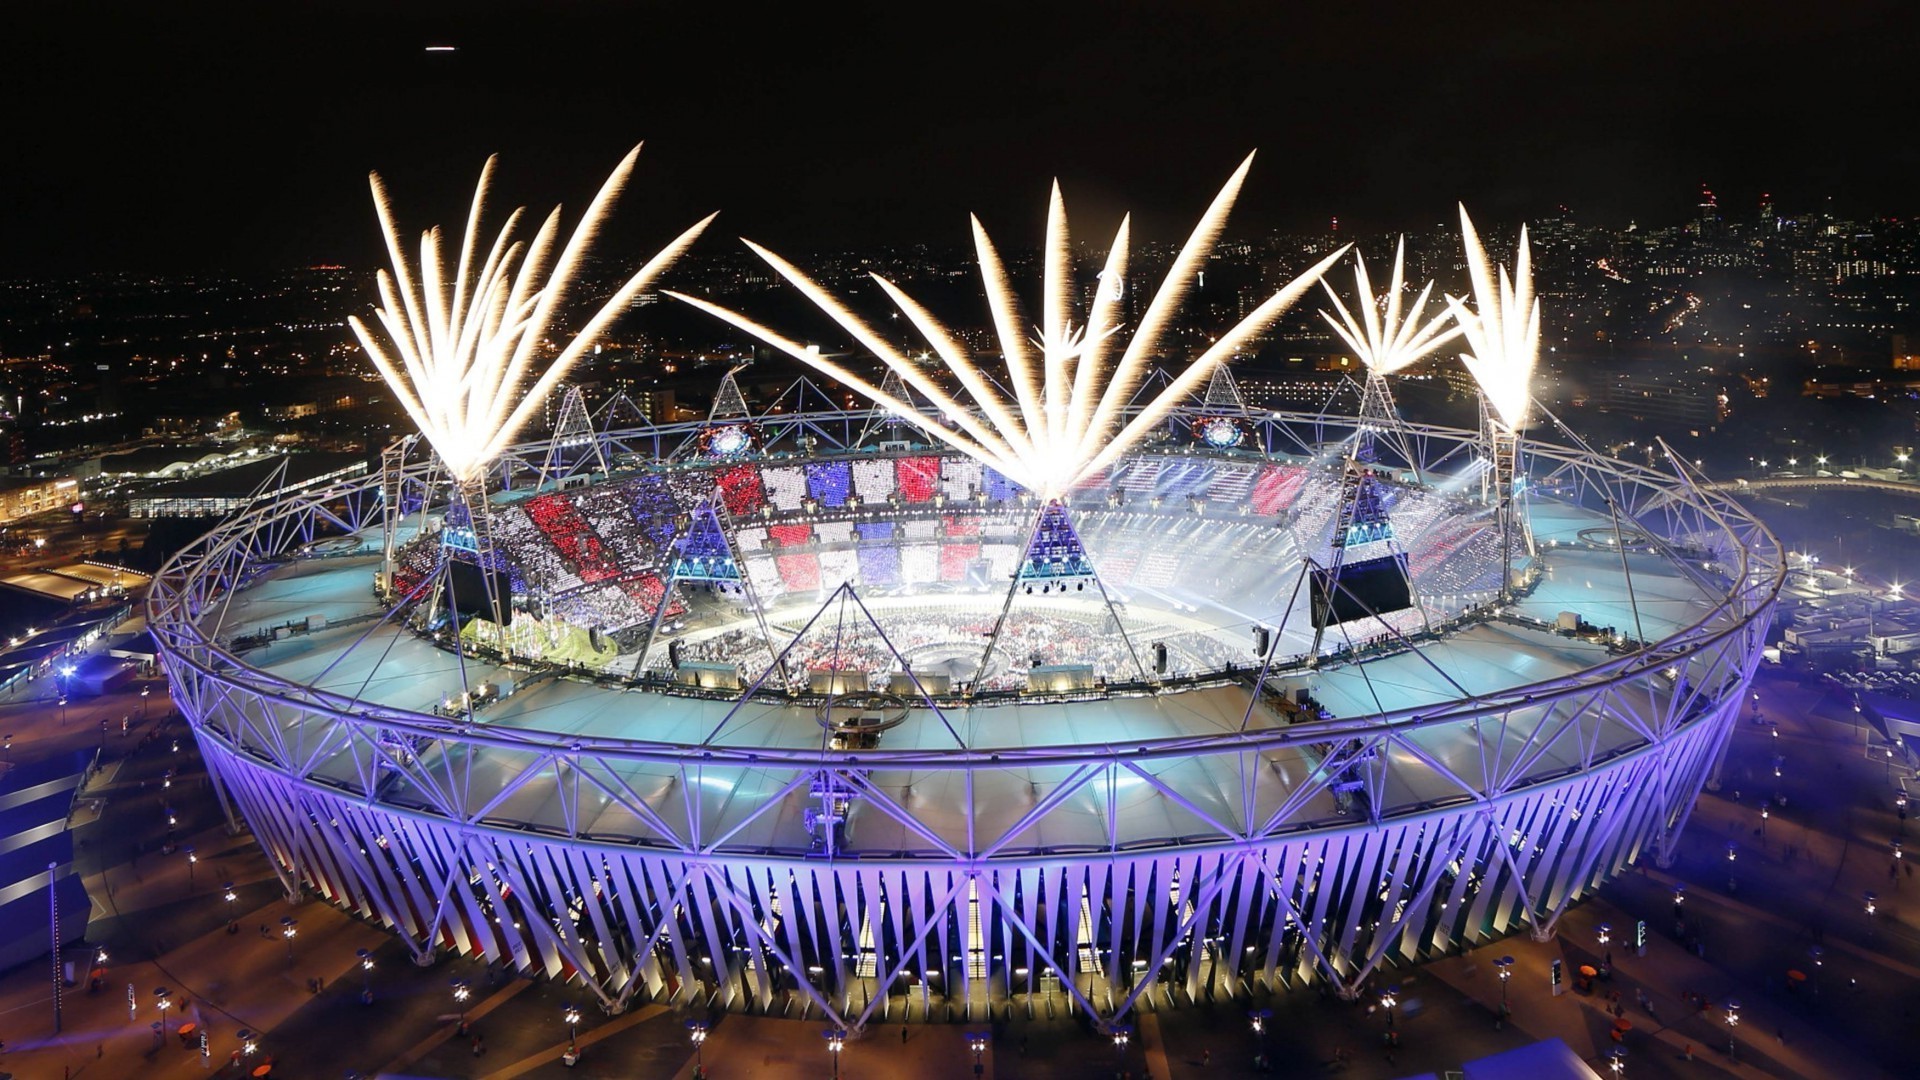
150;397;1781;1029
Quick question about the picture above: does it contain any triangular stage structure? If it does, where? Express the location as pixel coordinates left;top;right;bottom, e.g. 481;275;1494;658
975;501;1149;693
695;582;968;856
632;498;784;686
1354;370;1422;483
671;501;744;583
710;364;752;420
537;385;607;487
855;368;914;448
1201;365;1247;412
1308;454;1427;659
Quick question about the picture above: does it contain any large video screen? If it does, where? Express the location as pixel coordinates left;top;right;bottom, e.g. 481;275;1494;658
1310;553;1413;628
447;561;515;625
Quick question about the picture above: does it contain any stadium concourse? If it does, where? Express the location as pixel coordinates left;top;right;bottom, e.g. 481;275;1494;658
149;394;1782;1035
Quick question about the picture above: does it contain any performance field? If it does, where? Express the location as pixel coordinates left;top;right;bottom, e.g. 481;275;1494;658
149;394;1781;1029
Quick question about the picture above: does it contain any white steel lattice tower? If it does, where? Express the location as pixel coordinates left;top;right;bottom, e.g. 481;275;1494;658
538;385;607;486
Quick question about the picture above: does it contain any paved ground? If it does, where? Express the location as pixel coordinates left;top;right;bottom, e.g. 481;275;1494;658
0;658;1912;1079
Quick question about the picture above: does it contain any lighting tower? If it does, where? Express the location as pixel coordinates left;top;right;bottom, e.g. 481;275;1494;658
1319;238;1462;478
352;147;713;634
536;385;608;488
1447;207;1541;601
1306;241;1461;656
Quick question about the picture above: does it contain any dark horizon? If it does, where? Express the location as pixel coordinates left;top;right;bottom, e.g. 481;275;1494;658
6;0;1916;274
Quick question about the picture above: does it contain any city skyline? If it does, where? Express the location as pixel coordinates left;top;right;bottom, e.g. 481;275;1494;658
6;1;1918;272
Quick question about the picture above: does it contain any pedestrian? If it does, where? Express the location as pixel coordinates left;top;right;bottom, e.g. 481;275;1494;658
1202;1048;1211;1066
1683;1043;1693;1061
902;1025;909;1044
472;1034;485;1056
259;924;269;939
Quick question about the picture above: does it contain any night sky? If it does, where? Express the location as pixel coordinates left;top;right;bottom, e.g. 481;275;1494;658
6;0;1915;272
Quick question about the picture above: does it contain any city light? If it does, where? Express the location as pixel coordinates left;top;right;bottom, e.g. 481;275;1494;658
669;155;1347;498
1447;205;1540;432
348;148;714;485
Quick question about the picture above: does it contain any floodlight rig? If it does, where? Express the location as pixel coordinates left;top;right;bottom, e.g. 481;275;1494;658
1446;208;1541;603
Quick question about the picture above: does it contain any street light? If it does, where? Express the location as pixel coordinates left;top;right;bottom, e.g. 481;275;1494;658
184;845;197;889
237;1028;258;1061
967;1031;988;1076
1494;955;1515;1012
563;1002;581;1043
223;882;237;929
1597;923;1612;947
1724;998;1740;1060
1249;1007;1271;1068
451;979;471;1031
824;1027;846;1080
1110;1024;1133;1071
1381;985;1401;1047
686;1020;708;1079
155;986;173;1041
1866;890;1878;917
280;916;297;964
357;948;374;998
1608;1045;1627;1076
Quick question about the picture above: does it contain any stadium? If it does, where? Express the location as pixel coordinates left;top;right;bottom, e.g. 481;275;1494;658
148;386;1782;1029
148;153;1783;1032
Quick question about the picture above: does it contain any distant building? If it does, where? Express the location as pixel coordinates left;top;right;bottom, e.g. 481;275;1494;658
0;475;79;526
96;443;239;479
1594;371;1724;427
1894;334;1920;371
130;452;370;518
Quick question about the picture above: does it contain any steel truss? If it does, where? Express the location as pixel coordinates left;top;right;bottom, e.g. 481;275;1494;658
151;402;1783;1032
